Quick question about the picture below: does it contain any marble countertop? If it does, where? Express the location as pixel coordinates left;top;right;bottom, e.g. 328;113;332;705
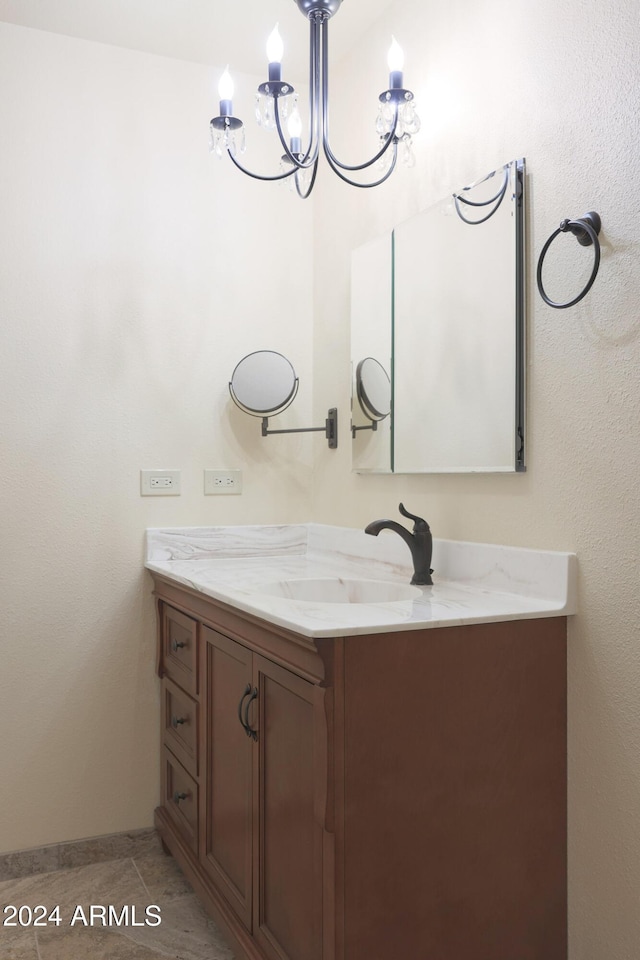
145;523;577;639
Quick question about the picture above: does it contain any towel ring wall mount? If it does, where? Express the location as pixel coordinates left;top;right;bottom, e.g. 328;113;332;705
536;211;602;309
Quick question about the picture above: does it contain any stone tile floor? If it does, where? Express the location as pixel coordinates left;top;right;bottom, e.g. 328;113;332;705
0;850;235;959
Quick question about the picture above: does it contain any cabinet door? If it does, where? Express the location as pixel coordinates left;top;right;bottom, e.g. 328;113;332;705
201;627;254;930
253;655;324;960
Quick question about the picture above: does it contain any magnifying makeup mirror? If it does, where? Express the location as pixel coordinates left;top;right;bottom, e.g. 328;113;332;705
229;350;299;416
352;357;391;436
229;350;338;448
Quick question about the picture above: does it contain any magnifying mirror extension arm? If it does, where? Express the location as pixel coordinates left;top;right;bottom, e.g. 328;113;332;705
262;408;338;448
351;420;378;437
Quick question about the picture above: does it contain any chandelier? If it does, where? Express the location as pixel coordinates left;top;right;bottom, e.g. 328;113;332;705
209;0;420;199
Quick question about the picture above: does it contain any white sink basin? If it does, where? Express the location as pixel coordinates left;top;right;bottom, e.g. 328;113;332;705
257;577;421;604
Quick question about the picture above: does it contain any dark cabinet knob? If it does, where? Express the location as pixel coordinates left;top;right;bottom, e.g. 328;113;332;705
171;715;187;728
172;791;188;804
171;639;187;652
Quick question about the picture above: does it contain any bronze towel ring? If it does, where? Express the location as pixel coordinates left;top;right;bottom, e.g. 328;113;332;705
536;211;601;309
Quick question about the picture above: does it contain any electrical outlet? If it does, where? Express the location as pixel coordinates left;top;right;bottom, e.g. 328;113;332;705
140;470;181;496
204;469;242;495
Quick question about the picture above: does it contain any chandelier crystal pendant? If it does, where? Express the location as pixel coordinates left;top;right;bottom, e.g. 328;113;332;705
209;0;420;199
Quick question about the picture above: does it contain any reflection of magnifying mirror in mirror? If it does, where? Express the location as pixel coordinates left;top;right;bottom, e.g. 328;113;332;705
229;350;338;448
229;350;299;416
356;357;391;423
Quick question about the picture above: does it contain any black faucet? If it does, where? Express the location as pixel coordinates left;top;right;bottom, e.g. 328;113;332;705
365;503;434;586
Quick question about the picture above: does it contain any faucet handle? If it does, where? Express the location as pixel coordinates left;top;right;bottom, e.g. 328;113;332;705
398;502;429;532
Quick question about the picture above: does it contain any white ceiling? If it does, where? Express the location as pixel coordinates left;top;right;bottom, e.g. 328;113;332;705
0;0;396;80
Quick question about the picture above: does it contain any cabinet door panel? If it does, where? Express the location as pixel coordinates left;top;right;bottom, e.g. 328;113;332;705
201;627;253;930
254;656;323;960
341;623;567;960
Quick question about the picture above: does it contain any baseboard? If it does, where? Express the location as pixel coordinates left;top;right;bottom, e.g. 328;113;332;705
0;827;162;881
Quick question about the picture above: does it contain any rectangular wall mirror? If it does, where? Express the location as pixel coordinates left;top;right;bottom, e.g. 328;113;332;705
351;157;526;474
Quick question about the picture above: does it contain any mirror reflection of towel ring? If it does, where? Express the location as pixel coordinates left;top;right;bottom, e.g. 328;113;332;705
536;211;601;309
453;164;509;225
229;350;338;448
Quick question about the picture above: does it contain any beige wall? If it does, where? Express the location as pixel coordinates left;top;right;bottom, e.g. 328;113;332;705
0;23;314;852
311;0;640;957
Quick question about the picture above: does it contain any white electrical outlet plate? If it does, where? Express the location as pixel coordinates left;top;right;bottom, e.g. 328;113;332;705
204;469;242;495
140;470;181;496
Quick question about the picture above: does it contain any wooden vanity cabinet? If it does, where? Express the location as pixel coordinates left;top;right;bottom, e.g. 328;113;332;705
153;575;567;960
155;579;328;960
199;627;323;960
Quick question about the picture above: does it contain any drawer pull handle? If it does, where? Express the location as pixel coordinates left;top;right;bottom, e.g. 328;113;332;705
172;791;189;804
171;639;187;652
243;687;259;742
238;683;252;734
171;715;187;728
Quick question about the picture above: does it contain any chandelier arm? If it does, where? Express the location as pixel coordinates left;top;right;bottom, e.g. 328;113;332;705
226;148;298;182
323;121;399;172
453;194;504;225
323;140;399;188
271;15;323;171
319;18;400;172
453;165;509;224
454;165;509;207
307;14;322;159
294;158;320;199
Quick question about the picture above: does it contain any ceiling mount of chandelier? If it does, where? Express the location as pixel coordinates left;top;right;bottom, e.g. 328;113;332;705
209;0;420;199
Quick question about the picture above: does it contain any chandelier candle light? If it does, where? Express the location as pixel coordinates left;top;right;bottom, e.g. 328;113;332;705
209;0;420;199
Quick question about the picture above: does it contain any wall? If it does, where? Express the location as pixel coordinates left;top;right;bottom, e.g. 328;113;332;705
0;22;314;852
311;0;640;957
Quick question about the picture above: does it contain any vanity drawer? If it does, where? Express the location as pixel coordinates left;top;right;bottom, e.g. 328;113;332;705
162;678;199;779
162;604;198;695
162;747;199;853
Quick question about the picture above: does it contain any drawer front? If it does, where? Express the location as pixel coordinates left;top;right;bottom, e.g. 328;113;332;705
162;747;199;853
162;678;198;779
163;605;198;695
